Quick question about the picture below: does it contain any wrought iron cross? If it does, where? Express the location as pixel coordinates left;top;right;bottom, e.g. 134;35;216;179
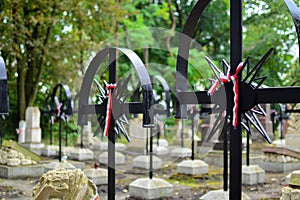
0;57;9;146
175;0;300;199
78;47;154;200
43;83;72;161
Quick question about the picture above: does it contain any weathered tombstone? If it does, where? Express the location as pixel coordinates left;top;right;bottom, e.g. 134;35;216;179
171;119;192;158
17;120;26;144
285;104;300;151
261;104;300;172
128;118;147;151
0;140;44;179
251;104;273;142
22;107;44;155
32;168;98;200
25;107;41;143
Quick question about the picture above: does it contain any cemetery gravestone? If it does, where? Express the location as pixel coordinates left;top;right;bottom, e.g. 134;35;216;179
285;104;300;151
32;168;98;200
17;120;26;144
22;107;44;155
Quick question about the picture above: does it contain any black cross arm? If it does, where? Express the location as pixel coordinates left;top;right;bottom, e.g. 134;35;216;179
255;87;300;104
176;91;210;104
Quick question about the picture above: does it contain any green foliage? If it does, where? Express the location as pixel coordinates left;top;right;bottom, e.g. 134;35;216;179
243;0;297;86
0;0;299;141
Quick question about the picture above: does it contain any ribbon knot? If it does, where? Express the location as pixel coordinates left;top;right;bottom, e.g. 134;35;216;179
16;128;23;135
57;103;63;117
103;83;117;137
208;62;243;127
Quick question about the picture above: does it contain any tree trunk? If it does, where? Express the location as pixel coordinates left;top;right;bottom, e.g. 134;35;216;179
166;0;176;55
17;60;27;120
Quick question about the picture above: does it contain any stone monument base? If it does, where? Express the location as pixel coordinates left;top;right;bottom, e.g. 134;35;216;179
98;152;125;165
0;164;44;179
129;177;173;199
133;155;162;170
68;148;94;161
21;142;45;155
177;160;209;175
199;189;250;200
204;150;263;167
153;139;168;147
259;161;300;173
242;165;265;185
153;146;169;155
44;161;76;173
92;141;107;151
286;134;300;152
84;168;108;185
41;145;58;157
171;148;192;158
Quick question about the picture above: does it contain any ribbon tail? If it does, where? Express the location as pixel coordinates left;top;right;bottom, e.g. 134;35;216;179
232;76;239;127
103;92;112;137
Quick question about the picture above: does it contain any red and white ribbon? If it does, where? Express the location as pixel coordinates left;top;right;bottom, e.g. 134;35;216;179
103;84;116;137
57;103;63;117
16;128;23;134
208;62;243;127
50;115;55;124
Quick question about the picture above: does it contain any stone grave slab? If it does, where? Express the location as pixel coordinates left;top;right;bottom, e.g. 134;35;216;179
0;164;44;179
84;168;108;185
98;151;125;165
133;155;162;170
242;165;265;185
0;142;42;178
44;161;76;173
261;147;300;172
68;147;94;161
259;161;300;173
177;160;209;175
129;177;173;199
204;150;263;167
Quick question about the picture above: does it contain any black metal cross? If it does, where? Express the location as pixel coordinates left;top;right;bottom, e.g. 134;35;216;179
0;57;9;146
175;0;300;199
43;83;72;161
78;47;154;200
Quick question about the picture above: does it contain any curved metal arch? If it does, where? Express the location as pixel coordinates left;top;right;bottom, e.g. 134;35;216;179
175;0;211;117
153;75;171;117
50;83;73;116
284;0;300;64
0;57;9;115
78;47;153;125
